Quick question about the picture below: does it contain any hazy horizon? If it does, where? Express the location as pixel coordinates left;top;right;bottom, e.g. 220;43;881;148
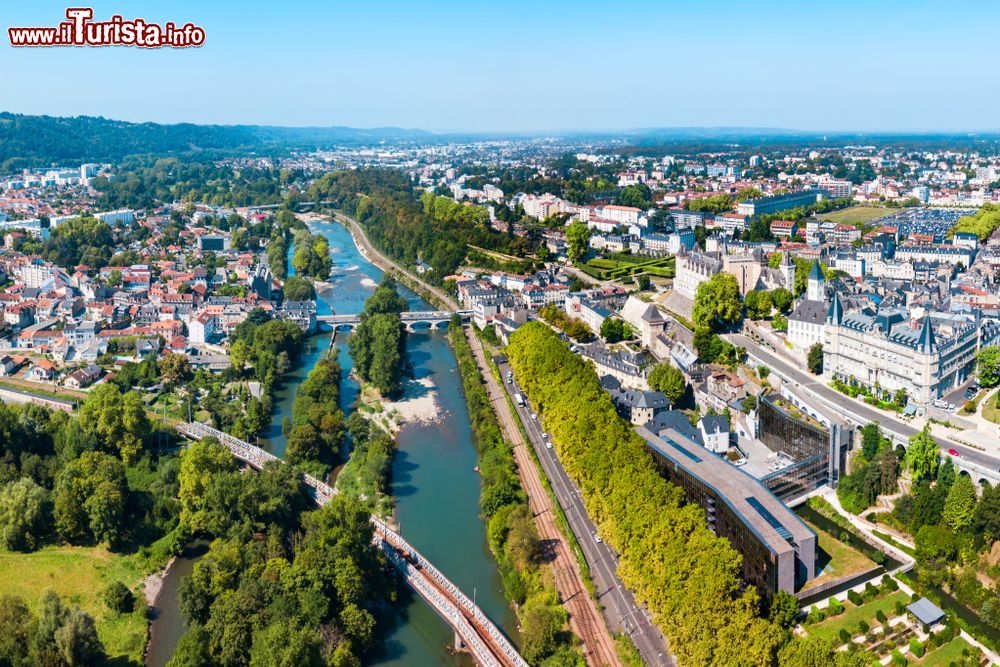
4;1;999;133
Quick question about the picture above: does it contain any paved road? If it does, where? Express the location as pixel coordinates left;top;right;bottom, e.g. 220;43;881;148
496;359;674;667
466;331;620;667
728;333;1000;474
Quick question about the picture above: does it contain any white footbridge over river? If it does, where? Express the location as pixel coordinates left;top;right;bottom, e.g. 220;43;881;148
175;422;528;667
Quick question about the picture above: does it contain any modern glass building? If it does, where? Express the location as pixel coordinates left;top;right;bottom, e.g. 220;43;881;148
757;387;853;502
638;424;817;596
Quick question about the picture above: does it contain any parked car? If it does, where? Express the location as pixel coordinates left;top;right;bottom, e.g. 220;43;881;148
948;448;960;457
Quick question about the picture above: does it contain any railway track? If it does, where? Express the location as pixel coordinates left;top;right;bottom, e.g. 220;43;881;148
467;330;621;667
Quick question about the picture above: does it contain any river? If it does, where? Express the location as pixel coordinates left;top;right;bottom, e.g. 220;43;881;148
147;218;517;666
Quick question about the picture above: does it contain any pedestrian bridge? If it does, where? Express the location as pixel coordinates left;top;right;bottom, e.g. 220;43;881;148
175;422;527;667
317;310;472;332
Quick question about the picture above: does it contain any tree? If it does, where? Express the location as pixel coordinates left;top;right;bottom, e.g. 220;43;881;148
860;422;885;461
909;482;946;531
768;589;801;629
229;338;250;372
978;345;1000;387
807;343;823;375
349;277;409;395
771;287;794;313
974;482;1000;542
648;364;686;404
906;425;940;483
937;457;956;492
744;290;760;319
915;524;957;577
617;183;653;209
365;314;405;394
0;477;50;551
742;394;757;413
249;620;325;667
943;474;977;532
599;318;631;343
285;424;322;467
692;273;742;331
102;581;134;613
158;352;193;387
282;275;314;302
565;220;591;263
54;451;127;545
893;387;908;408
0;595;33;666
54;608;103;666
78;384;151;464
177;438;237;532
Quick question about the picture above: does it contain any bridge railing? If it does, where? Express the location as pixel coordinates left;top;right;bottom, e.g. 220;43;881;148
178;422;525;667
378;542;503;667
371;518;529;667
176;423;336;504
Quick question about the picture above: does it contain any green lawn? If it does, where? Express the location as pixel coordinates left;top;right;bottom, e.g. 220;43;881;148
814;206;893;226
915;637;975;666
981;389;1000;424
0;545;150;665
807;590;910;644
799;519;877;593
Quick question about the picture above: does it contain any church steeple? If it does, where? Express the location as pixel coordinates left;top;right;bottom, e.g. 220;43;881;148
918;316;936;354
827;291;843;325
807;260;825;302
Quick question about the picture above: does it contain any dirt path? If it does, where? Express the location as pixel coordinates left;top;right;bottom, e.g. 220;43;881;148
466;329;621;667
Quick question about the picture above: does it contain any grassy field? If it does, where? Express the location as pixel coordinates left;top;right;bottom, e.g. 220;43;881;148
0;545;151;665
807;590;910;644
799;519;877;593
981;389;1000;424
914;637;975;665
815;206;893;225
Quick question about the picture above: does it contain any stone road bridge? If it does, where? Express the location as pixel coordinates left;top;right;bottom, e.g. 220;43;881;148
176;422;527;667
317;310;472;332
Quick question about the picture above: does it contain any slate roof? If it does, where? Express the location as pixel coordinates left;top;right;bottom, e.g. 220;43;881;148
790;298;828;325
701;414;730;433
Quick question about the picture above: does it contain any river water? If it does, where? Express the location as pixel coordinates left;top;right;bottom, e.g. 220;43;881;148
148;219;516;666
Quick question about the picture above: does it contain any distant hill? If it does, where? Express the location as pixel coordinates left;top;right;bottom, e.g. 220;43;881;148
0;112;435;169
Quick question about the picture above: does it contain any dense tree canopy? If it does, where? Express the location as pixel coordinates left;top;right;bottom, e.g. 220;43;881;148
693;273;742;331
348;277;409;396
78;384;152;465
507;322;784;666
565;220;591;263
291;231;332;280
977;345;1000;388
308;169;535;284
906;425;940;482
648;364;687;404
282;275;315;302
43;217;115;269
172;435;394;667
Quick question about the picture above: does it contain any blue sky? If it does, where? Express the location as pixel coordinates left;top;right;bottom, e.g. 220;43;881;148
2;1;999;132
